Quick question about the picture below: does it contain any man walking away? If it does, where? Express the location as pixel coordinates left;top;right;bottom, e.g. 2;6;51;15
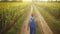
29;13;36;34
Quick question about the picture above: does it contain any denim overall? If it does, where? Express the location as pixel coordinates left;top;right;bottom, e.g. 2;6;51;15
29;17;36;34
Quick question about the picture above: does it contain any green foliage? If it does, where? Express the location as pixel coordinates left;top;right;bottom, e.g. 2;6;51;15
36;2;60;34
0;2;30;34
36;2;60;20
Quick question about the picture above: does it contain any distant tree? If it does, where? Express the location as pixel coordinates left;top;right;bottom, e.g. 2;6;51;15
1;0;8;1
1;0;22;1
12;0;22;1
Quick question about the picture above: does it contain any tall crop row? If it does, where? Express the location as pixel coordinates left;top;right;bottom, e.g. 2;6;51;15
0;2;30;34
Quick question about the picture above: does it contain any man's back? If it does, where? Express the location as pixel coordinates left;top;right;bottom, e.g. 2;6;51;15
29;13;36;34
29;17;36;34
29;17;36;28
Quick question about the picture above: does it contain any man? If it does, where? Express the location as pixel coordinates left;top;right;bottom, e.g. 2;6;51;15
29;13;36;34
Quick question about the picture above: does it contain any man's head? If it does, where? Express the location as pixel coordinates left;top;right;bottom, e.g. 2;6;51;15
31;13;34;17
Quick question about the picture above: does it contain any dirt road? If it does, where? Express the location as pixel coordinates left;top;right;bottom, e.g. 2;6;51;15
17;5;54;34
33;5;54;34
18;5;33;34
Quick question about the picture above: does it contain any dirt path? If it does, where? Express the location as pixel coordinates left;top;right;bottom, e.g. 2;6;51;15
17;5;54;34
33;5;54;34
17;5;33;34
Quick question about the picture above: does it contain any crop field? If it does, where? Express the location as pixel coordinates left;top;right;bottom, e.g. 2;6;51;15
0;2;30;34
35;1;60;34
0;1;60;34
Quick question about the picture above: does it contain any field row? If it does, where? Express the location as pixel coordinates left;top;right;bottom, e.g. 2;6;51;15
0;2;30;34
35;2;60;19
35;2;60;34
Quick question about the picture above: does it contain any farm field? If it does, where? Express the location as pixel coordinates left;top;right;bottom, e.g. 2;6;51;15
0;2;30;34
35;1;60;34
0;1;60;34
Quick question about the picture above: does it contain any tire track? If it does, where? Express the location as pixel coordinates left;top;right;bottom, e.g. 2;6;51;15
17;5;33;34
34;5;54;34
